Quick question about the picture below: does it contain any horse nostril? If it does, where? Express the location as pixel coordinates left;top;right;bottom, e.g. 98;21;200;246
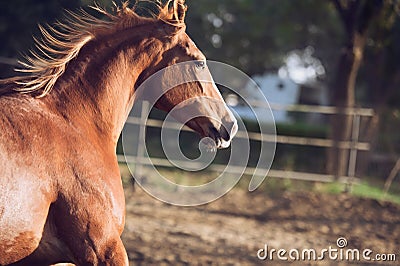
221;120;237;141
209;126;221;139
220;125;230;141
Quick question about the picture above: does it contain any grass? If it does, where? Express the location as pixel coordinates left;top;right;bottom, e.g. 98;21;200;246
352;182;400;204
312;179;400;205
119;163;400;205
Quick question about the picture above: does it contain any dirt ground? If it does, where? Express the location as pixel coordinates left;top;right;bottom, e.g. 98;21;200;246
121;185;399;265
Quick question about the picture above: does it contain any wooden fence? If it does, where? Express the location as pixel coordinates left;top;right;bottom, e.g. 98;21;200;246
118;100;374;185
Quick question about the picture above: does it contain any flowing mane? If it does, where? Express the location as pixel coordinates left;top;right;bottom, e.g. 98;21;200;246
0;0;186;97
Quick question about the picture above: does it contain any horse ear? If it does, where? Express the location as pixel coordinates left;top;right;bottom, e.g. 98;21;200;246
161;0;187;23
134;0;187;24
173;0;187;22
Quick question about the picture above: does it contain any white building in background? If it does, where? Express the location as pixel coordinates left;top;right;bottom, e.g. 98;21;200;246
232;74;300;123
229;73;328;124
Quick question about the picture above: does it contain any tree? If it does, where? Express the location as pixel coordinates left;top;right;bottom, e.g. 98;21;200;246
327;0;398;179
357;4;400;175
186;0;341;76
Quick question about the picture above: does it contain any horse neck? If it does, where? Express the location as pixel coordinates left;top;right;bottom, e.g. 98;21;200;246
43;27;164;146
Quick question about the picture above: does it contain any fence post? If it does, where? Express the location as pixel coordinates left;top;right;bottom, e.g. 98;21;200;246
134;101;149;181
345;113;361;192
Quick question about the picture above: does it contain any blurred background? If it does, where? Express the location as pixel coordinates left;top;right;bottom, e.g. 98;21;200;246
1;0;398;198
1;0;399;264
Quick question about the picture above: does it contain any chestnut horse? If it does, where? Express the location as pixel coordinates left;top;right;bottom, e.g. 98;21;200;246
0;1;237;265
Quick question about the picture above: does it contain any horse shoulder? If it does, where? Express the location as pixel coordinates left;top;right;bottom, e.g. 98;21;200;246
0;95;66;264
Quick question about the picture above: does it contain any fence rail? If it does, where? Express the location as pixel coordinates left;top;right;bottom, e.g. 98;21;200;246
118;155;359;184
266;102;374;116
126;116;370;150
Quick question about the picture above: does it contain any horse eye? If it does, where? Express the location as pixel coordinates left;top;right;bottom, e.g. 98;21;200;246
195;61;206;70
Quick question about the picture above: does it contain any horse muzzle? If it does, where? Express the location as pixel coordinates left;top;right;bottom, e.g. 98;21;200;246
186;116;238;150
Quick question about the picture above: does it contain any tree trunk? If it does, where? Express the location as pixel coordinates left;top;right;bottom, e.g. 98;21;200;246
327;0;384;179
328;34;366;178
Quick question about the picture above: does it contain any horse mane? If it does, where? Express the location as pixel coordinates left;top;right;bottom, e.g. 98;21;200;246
0;0;186;98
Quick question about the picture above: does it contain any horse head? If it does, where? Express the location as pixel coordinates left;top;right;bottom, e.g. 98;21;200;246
134;0;238;149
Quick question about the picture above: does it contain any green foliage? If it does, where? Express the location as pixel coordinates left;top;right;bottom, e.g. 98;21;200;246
359;5;400;107
276;122;327;138
186;0;342;76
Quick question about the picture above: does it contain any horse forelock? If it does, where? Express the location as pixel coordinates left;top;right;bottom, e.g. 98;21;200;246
0;0;186;98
